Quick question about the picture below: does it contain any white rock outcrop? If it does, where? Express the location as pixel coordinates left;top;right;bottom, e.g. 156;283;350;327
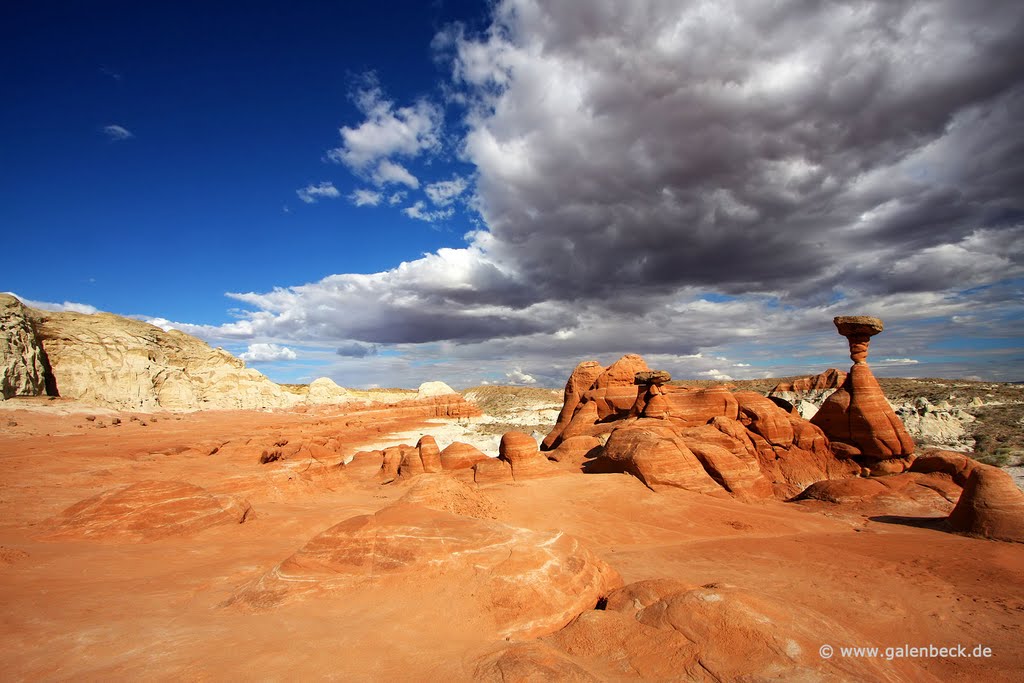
305;377;352;405
416;381;457;399
0;294;49;399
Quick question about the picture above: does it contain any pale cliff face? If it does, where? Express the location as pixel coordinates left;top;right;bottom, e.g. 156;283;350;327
0;294;49;400
32;308;301;411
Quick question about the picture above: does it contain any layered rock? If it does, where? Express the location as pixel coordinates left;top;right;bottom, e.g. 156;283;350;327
230;502;621;639
768;368;847;419
482;579;902;681
27;306;298;411
947;465;1024;542
542;360;606;450
475;431;559;483
439;441;491;470
543;353;857;499
810;316;915;467
0;294;50;399
46;480;253;541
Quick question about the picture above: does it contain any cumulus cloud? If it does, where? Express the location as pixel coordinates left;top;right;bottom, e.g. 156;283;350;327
505;367;537;384
388;191;407;206
101;124;133;141
403;200;455;223
425;175;469;206
350;189;383;207
6;292;98;315
239;343;297;362
296;181;341;204
372;159;419;188
165;1;1024;383
326;79;442;170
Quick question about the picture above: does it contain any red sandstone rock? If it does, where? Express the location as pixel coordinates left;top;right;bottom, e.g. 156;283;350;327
378;446;404;482
499;431;559;480
811;364;915;459
416;435;443;473
542;360;606;450
47;480;252;541
547;435;603;466
474;457;514;484
734;391;795;447
587;354;651;420
230;503;622;639
397;444;424;478
644;386;739;425
601;422;723;494
398;474;498;519
543;581;901;681
685;441;774;499
910;449;981;486
771;368;847;393
948;465;1024;542
439;441;490;470
474;642;598;682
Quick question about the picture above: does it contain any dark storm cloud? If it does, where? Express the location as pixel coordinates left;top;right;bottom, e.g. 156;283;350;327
172;0;1023;383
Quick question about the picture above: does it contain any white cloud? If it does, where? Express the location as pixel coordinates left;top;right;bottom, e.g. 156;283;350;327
505;367;537;384
878;358;920;365
102;124;134;141
349;189;383;207
372;159;419;188
402;200;454;223
700;369;735;381
326;81;442;170
6;292;98;315
296;181;341;204
388;191;407;206
239;343;297;362
425;175;469;206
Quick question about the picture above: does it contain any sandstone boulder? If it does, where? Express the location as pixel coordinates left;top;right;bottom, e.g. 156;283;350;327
601;422;723;494
46;480;252;541
499;431;558;479
947;465;1024;542
0;294;49;400
440;441;491;470
230;503;622;639
542;360;606;450
417;435;443;473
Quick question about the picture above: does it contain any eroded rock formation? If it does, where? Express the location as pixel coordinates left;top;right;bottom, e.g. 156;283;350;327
0;294;50;399
810;316;915;469
542;353;859;498
230;502;621;639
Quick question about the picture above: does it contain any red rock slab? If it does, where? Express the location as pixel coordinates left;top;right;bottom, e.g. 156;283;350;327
499;431;561;480
229;503;622;639
45;480;252;542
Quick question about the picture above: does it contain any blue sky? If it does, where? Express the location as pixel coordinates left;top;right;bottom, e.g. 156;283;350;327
4;1;1023;387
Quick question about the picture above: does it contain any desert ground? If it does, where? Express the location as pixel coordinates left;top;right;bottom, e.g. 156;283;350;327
1;384;1022;682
